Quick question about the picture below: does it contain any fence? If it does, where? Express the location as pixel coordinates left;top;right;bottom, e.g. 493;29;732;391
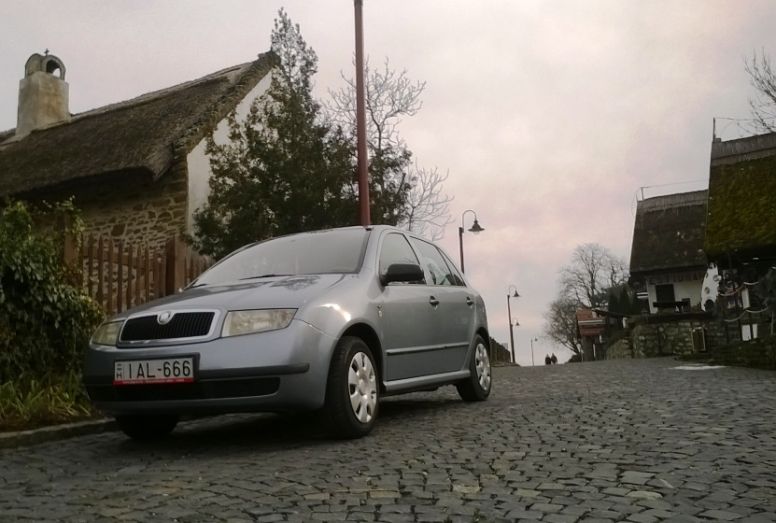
64;234;211;315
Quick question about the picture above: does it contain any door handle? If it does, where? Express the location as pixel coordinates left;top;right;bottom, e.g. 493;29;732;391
466;297;474;307
429;296;440;307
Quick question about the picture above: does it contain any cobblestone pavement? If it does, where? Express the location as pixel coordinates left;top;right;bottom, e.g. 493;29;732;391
2;358;776;522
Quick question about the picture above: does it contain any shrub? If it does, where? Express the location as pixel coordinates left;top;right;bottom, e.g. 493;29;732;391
0;200;103;382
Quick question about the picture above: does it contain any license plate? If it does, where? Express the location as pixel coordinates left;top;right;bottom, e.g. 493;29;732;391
114;358;195;385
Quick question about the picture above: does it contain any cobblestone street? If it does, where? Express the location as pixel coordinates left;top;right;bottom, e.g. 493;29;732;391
2;358;775;522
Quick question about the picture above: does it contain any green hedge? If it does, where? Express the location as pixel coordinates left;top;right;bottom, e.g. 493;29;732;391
0;201;103;429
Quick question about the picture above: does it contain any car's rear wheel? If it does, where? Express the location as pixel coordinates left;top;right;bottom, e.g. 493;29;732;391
456;334;492;401
115;414;179;441
323;336;379;439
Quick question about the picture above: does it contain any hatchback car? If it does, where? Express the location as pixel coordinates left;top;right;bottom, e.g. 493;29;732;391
84;225;491;439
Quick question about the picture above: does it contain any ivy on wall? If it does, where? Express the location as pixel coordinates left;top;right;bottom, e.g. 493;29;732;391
0;200;102;381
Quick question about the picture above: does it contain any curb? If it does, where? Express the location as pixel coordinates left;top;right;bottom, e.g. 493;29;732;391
0;418;117;449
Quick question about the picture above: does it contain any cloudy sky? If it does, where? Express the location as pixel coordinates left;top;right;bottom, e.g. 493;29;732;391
2;1;775;364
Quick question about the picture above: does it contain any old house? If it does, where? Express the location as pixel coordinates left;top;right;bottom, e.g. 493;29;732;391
629;190;708;314
0;51;277;249
706;131;776;274
705;131;776;339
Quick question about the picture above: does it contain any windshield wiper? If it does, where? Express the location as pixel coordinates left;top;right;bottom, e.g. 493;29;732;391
239;273;293;280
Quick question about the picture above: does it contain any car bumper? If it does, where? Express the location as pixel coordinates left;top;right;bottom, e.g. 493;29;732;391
83;319;336;415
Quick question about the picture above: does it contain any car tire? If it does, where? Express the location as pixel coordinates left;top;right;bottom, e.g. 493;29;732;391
115;414;179;441
456;334;492;401
323;336;379;439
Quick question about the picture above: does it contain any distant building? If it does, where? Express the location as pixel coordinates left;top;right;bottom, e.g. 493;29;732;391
0;51;277;249
629;190;708;314
576;308;606;360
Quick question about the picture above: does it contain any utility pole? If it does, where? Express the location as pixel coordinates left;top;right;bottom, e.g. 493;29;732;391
354;0;370;225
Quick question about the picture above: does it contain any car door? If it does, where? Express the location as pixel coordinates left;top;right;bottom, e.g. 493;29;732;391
408;237;473;373
377;232;438;381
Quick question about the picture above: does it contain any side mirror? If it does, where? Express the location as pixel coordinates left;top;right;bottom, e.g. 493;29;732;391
381;263;425;285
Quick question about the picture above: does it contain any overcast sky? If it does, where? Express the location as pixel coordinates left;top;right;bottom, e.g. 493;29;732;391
2;1;775;364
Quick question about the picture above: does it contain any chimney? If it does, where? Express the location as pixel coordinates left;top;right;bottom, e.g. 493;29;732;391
16;52;70;138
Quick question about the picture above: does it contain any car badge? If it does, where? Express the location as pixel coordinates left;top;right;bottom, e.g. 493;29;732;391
157;311;174;325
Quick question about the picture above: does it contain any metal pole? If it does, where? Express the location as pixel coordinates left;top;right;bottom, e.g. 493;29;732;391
458;226;465;273
507;295;515;363
530;338;535;367
354;0;370;226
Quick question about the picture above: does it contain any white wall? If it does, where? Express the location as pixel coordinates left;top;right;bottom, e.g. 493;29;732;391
646;276;703;314
185;73;272;233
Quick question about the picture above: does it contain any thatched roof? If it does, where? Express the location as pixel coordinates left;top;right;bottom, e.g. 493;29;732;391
629;190;708;275
0;52;277;197
705;132;776;261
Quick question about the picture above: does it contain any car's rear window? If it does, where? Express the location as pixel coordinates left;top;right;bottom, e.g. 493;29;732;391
193;229;369;285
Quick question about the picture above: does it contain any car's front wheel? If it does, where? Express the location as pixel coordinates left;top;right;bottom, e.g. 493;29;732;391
456;334;492;401
323;336;379;438
115;414;179;441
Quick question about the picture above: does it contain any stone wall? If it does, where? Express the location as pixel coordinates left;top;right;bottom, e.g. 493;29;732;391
606;338;632;359
608;315;740;360
708;336;776;370
26;163;188;251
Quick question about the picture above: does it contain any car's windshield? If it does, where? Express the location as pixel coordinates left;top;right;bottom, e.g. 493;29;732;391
193;229;369;286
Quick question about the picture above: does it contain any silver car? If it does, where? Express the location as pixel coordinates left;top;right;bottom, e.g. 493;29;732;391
84;225;491;439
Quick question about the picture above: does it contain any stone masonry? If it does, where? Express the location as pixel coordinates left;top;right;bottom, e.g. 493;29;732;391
28;163;188;251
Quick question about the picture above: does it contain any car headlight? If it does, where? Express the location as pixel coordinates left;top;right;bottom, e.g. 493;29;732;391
221;309;297;337
91;320;123;346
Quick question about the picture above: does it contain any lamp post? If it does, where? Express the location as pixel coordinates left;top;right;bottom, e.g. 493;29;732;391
458;209;484;273
354;0;370;225
506;285;520;363
530;337;538;367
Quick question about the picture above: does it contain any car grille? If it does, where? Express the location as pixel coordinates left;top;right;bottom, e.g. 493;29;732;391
120;312;215;342
86;377;280;402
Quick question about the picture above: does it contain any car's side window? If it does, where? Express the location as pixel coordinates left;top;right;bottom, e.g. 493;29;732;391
439;251;466;287
409;238;455;287
379;233;422;282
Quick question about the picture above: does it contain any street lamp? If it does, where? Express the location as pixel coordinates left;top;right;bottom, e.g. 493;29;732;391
529;337;538;367
506;285;520;363
458;209;484;273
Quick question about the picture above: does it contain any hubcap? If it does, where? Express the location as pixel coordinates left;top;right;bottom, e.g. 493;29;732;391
348;352;377;423
475;343;491;391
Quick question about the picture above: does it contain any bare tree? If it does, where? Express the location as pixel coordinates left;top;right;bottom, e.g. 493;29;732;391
545;297;581;356
545;243;628;356
403;165;453;240
328;58;425;153
746;50;776;132
327;58;451;236
559;243;628;309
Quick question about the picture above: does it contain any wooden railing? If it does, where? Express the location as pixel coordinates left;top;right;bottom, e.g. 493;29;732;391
64;235;211;315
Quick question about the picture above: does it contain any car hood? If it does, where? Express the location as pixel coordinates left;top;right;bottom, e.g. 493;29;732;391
118;274;350;317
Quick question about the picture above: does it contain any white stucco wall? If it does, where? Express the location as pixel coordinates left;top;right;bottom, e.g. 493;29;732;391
185;73;272;233
646;276;703;314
